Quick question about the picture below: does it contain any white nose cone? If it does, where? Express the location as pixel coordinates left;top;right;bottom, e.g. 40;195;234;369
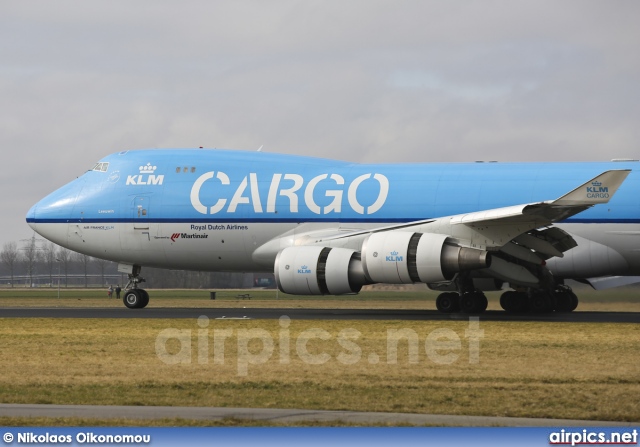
26;203;37;232
26;201;71;248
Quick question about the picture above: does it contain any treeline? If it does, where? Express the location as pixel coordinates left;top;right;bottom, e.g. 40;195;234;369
0;236;267;289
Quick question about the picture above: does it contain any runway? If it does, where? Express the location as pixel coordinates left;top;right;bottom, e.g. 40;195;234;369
0;403;635;426
1;307;640;322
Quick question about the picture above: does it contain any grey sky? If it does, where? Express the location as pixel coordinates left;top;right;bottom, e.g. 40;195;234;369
2;1;639;249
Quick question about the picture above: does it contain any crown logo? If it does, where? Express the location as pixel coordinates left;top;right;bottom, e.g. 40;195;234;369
390;251;399;256
301;265;308;270
591;181;602;187
139;163;157;174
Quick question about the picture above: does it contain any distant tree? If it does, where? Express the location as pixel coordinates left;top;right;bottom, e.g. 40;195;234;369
57;247;72;287
21;234;43;287
94;257;109;286
73;252;91;288
83;254;91;287
43;241;57;287
1;242;19;287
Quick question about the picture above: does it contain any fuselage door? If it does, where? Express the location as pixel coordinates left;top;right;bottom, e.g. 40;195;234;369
133;196;150;230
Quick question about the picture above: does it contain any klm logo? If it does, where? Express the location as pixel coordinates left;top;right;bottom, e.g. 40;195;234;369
297;265;312;274
586;181;609;199
386;251;403;262
126;163;164;186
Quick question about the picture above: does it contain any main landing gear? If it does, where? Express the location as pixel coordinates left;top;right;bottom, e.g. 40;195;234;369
435;275;488;314
499;286;578;313
122;264;149;309
435;275;579;314
436;291;488;313
436;286;578;314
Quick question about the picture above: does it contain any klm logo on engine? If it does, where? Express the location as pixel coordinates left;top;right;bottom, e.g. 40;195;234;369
386;251;403;262
297;265;312;274
126;163;164;186
586;181;609;199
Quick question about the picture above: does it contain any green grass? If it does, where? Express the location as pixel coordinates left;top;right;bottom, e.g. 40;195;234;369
0;288;428;301
1;286;638;311
1;287;639;426
0;318;638;423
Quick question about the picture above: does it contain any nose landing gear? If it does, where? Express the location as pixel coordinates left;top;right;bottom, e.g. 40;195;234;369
123;288;149;309
121;264;149;309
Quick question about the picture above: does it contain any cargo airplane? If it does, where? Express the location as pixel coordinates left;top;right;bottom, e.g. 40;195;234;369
26;149;639;313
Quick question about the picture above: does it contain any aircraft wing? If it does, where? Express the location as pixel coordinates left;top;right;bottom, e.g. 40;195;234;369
444;169;630;264
254;170;630;279
450;169;630;227
307;169;630;243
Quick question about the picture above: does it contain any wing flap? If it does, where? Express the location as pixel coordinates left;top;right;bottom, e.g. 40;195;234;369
512;228;578;259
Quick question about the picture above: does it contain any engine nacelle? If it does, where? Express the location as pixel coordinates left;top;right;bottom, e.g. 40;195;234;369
361;232;491;284
274;246;366;295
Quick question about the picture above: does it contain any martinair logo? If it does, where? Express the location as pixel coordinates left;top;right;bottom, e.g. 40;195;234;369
386;251;403;262
126;163;164;186
297;265;312;274
171;232;209;242
586;180;609;199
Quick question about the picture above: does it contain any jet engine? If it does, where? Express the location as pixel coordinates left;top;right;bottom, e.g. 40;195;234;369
361;232;491;284
274;232;491;295
274;246;367;295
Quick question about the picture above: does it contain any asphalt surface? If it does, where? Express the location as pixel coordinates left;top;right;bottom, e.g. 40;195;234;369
1;307;639;322
0;403;636;426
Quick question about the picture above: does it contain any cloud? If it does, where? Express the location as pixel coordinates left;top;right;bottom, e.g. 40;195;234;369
1;0;639;247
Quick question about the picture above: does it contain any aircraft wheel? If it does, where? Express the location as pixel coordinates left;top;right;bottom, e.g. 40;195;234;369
568;291;579;312
500;291;514;311
436;292;460;313
139;289;150;308
460;292;486;314
512;292;528;312
476;293;488;313
529;291;553;313
554;291;574;312
123;289;146;309
501;291;527;312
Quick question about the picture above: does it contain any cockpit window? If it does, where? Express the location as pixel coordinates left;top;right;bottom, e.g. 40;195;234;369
91;162;109;172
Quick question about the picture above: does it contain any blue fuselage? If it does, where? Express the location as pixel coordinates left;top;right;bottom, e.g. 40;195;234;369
26;149;640;273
